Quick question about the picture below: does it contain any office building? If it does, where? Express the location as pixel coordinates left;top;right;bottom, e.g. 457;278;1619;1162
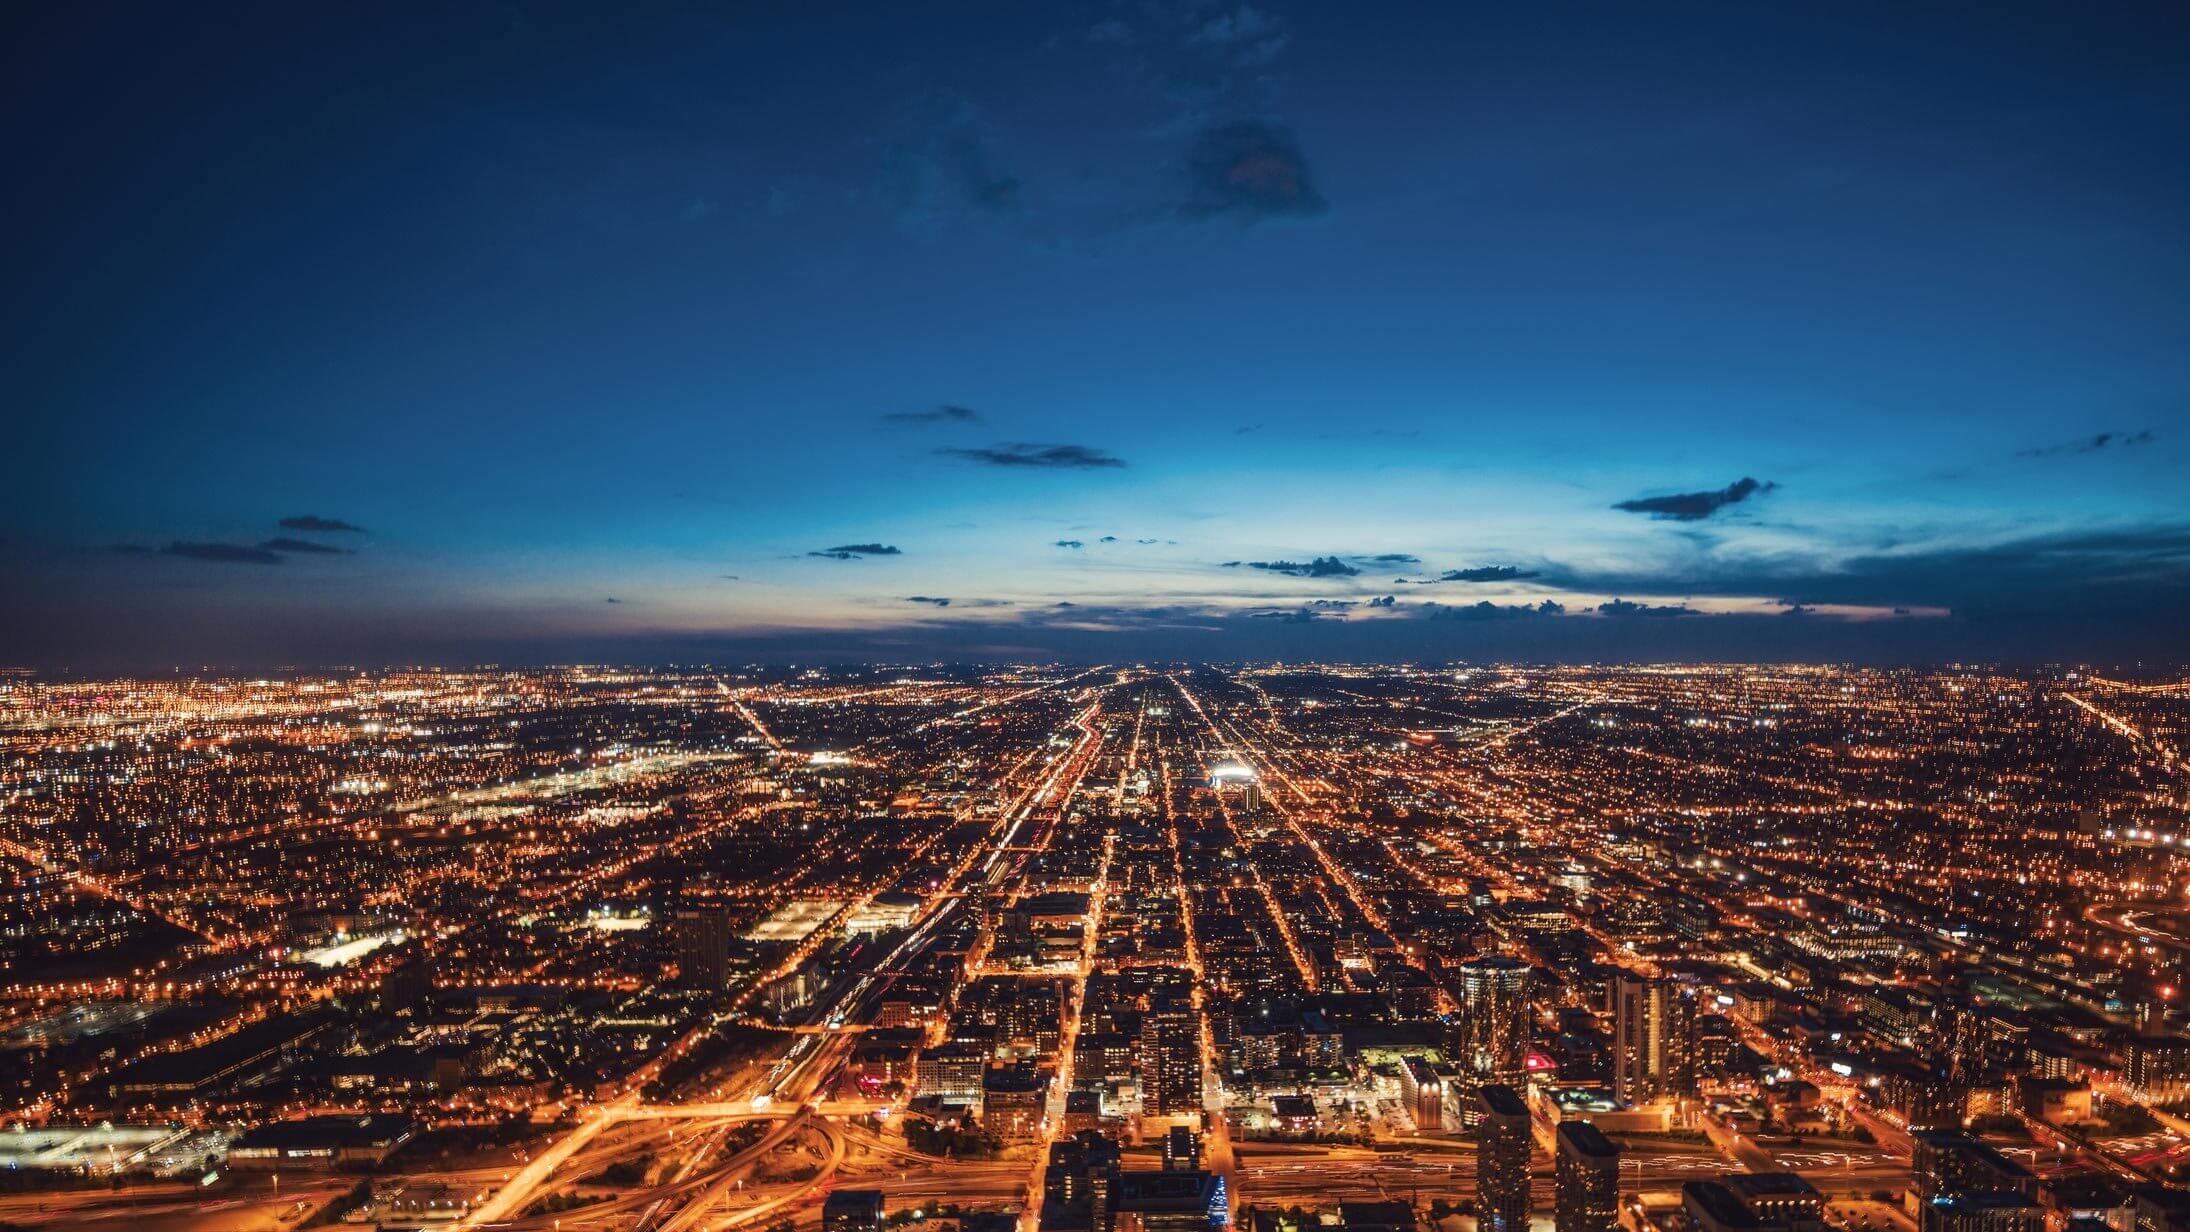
1141;997;1204;1118
1455;956;1533;1093
1477;1084;1533;1232
1555;1120;1621;1232
674;906;734;990
1613;972;1697;1106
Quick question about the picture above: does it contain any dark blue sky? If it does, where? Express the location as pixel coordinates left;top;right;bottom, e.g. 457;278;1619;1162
6;3;2188;669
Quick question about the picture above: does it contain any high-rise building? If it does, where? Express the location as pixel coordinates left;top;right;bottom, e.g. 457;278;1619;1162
1164;1124;1202;1171
1141;997;1204;1118
1476;1084;1533;1232
1454;956;1532;1095
1613;973;1697;1106
1555;1120;1621;1232
674;906;733;990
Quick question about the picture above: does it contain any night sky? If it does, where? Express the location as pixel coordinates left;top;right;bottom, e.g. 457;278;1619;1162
6;4;2189;669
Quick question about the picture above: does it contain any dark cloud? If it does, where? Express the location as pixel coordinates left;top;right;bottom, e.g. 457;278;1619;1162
1219;561;1242;568
1426;599;1565;621
1362;553;1419;564
1613;477;1777;521
1249;607;1325;623
1054;540;1085;550
160;541;284;565
1367;595;1396;608
878;93;1023;225
278;515;366;533
882;404;982;426
719;575;741;581
1244;556;1359;578
1546;524;2190;620
1433;565;1539;583
603;597;623;604
938;443;1127;469
808;543;902;560
1099;535;1119;543
2017;429;2156;458
1180;122;1326;222
1135;538;1160;545
261;537;352;555
1597;599;1700;618
905;595;951;607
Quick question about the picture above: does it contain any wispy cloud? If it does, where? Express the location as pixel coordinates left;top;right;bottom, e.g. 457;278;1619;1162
1242;556;1359;578
1613;477;1777;521
1415;565;1539;583
882;404;982;425
938;443;1127;469
1055;540;1085;550
1597;598;1702;618
905;595;952;607
1180;122;1326;222
2017;429;2155;458
1425;599;1566;621
278;514;366;533
160;541;284;565
808;543;903;560
261;537;351;556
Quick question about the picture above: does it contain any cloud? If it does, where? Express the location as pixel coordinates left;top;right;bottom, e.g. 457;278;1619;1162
1135;538;1161;545
2017;429;2156;458
678;197;719;223
1180;122;1326;222
719;575;741;581
160;541;283;565
1426;599;1565;621
938;443;1127;469
1362;553;1420;564
1597;599;1700;618
1099;535;1119;543
1249;607;1326;623
877;93;1024;225
905;595;952;607
603;597;623;604
261;537;351;555
1244;556;1359;578
1187;5;1285;53
808;543;902;560
1543;523;2190;620
1435;565;1539;583
882;404;982;426
278;515;366;533
1613;477;1778;521
1367;595;1396;608
1054;540;1085;550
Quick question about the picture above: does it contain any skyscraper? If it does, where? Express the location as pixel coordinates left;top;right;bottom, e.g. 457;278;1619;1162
1613;973;1697;1106
1455;955;1533;1094
674;906;733;990
1477;1084;1533;1232
1555;1120;1621;1232
1140;996;1204;1118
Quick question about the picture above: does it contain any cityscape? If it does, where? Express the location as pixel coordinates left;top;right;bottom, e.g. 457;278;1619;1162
7;4;2190;1232
2;663;2189;1232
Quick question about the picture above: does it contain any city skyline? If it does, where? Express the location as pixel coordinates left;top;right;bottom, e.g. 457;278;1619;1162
8;5;2190;669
